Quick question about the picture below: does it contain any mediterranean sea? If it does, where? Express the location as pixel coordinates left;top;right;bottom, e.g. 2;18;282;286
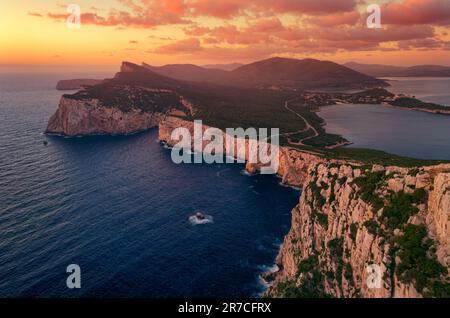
0;71;299;297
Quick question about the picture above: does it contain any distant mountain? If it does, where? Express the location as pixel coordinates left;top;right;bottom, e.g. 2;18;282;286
230;57;388;90
142;63;228;83
143;57;387;90
202;63;243;71
345;62;450;77
116;61;183;89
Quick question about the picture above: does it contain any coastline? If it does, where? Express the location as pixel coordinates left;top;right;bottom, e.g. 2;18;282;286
42;108;450;298
42;69;450;298
157;116;450;298
381;102;450;116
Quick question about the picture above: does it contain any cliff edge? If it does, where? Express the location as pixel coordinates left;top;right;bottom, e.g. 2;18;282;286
159;116;450;298
265;162;450;298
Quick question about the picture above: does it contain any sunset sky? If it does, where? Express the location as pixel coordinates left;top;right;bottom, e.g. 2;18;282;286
1;0;450;67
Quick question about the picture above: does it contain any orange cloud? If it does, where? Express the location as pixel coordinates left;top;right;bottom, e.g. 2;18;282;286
188;0;244;19
23;0;450;65
154;38;203;54
40;0;359;28
246;17;285;33
382;0;450;25
307;11;361;27
397;38;447;50
256;0;356;15
28;12;43;17
42;1;188;28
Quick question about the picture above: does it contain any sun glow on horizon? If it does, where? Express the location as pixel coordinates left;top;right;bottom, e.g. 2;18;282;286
2;0;450;67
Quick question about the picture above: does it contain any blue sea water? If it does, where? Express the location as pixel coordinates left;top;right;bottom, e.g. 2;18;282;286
0;72;299;298
318;77;450;160
383;77;450;106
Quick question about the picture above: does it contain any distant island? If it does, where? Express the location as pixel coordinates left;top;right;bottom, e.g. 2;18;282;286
345;62;450;77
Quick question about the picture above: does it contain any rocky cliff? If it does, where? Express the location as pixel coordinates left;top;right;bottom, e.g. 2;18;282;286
159;116;450;298
46;90;449;297
46;96;165;136
265;163;450;298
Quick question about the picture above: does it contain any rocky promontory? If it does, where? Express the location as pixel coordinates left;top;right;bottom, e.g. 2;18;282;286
46;61;450;297
46;63;191;136
46;95;165;136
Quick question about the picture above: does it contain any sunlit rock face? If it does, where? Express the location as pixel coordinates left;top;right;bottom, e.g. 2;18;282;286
47;100;450;298
46;96;164;136
158;117;449;298
266;163;450;298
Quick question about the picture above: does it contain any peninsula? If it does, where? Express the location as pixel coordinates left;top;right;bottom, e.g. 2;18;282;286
46;58;450;298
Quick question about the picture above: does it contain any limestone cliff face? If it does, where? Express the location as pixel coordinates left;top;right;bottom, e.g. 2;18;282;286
266;163;450;298
46;96;165;136
159;116;351;188
158;116;450;298
428;172;450;268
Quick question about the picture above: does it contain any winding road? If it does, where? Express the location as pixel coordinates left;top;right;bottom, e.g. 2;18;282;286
282;98;319;146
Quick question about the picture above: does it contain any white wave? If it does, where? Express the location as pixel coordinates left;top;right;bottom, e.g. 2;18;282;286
254;263;280;296
257;275;270;290
262;263;280;273
278;181;301;191
189;214;214;225
240;169;253;176
216;168;230;177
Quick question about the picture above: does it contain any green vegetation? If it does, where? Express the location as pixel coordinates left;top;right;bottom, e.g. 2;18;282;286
352;171;386;211
326;147;447;167
408;168;420;177
329;178;336;204
349;223;358;241
67;84;185;113
309;180;326;209
286;130;316;143
314;212;329;230
382;189;427;230
390;97;449;112
288;101;349;148
308;179;329;229
351;88;394;99
338;176;347;186
274;274;331;298
396;224;450;297
75;66;450;166
363;220;379;236
282;162;443;298
187;87;300;133
328;238;344;259
297;255;319;274
304;134;347;148
344;263;354;286
320;181;329;190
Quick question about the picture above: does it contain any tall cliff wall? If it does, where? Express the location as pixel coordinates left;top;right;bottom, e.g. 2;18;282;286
158;116;353;188
159;116;450;298
46;96;166;136
45;100;449;298
266;163;450;298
